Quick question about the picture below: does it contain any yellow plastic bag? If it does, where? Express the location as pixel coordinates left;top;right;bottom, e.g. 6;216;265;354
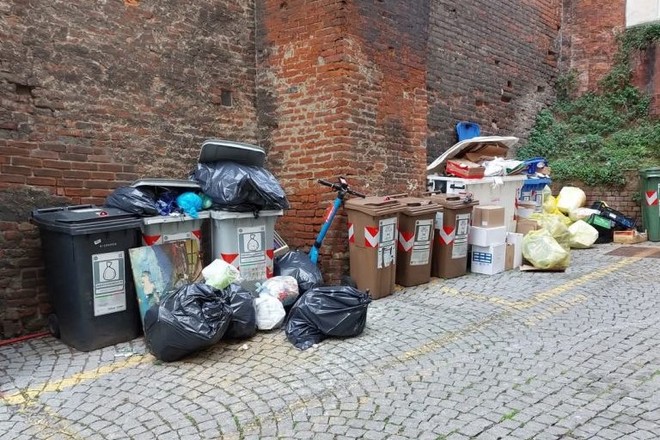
568;220;599;249
529;213;572;248
522;229;571;270
557;186;586;214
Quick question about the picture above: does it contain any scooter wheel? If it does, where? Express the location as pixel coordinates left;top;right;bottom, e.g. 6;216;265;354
48;314;60;338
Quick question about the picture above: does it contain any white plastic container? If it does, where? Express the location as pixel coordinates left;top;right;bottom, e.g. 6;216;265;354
209;210;283;292
427;175;527;233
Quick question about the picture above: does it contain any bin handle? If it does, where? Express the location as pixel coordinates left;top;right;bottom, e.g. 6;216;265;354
33;204;95;214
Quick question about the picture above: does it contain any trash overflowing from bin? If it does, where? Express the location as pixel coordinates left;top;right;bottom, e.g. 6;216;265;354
31;134;650;358
28;138;375;359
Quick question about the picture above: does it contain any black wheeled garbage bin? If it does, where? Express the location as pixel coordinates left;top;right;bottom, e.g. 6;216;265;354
31;205;143;351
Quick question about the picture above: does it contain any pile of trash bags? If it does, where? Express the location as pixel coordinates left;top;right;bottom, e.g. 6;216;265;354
521;185;635;270
143;252;370;361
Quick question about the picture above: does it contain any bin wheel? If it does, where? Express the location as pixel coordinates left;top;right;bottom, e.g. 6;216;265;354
340;275;357;289
48;314;60;338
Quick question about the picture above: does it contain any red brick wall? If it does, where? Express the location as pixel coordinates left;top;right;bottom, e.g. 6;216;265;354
0;0;258;338
257;0;429;283
560;0;625;93
427;0;561;160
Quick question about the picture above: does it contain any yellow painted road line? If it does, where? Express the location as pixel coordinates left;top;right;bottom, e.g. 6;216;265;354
2;249;655;409
1;354;150;407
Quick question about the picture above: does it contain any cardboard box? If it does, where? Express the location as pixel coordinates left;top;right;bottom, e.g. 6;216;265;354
473;205;505;227
516;201;536;219
516;218;539;236
506;232;523;268
505;243;515;270
471;243;506;275
613;230;648;244
468;225;506;247
446;159;485;179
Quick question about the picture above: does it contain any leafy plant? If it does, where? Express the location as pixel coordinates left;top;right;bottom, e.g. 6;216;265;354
517;23;660;186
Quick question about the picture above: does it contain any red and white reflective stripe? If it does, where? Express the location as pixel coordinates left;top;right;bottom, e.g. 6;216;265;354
192;229;202;240
266;249;274;278
398;231;414;252
438;225;455;245
646;190;658;206
365;226;379;248
143;235;162;246
221;253;239;267
348;222;355;243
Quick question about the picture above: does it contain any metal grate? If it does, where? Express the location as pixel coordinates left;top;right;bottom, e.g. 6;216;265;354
605;246;660;259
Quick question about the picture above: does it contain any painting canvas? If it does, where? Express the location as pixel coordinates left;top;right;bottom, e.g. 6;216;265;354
128;240;203;326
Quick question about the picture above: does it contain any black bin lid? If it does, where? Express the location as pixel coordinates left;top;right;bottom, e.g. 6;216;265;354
31;205;142;235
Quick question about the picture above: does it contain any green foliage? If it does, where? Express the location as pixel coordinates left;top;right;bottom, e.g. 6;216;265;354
518;24;660;187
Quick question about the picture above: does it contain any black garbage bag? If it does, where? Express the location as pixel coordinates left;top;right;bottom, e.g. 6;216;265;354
285;286;371;350
274;250;323;294
105;186;159;216
223;283;257;340
144;283;233;362
192;161;289;212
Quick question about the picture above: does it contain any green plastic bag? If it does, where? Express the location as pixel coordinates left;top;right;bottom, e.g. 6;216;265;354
522;229;571;270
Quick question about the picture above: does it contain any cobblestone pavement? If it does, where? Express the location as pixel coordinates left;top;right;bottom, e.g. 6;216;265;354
1;242;659;440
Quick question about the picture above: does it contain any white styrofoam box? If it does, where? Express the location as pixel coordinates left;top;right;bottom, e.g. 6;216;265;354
468;225;507;247
471;243;506;275
506;232;524;268
427;174;527;233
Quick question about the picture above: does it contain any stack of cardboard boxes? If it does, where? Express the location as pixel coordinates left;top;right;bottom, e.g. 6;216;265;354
469;205;523;274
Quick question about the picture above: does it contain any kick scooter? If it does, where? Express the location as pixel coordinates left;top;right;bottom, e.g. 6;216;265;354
308;177;366;264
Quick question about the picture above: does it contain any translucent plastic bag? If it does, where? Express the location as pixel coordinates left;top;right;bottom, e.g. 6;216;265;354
569;207;600;222
256;275;299;307
557;186;586;214
202;259;241;290
522;229;571;270
529;213;572;248
568;220;599;249
176;192;203;219
254;295;286;330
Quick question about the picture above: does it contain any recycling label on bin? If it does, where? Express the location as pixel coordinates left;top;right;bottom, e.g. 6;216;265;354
409;219;433;266
377;217;397;269
92;251;127;316
238;226;267;281
452;213;471;259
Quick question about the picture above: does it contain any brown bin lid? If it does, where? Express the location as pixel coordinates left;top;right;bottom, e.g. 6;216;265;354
344;196;403;216
425;193;479;209
389;196;441;216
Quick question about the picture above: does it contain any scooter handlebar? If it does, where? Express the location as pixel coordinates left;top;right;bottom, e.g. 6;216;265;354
317;179;366;197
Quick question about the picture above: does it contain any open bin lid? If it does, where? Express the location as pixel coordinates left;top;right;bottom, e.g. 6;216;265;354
198;139;266;166
426;136;519;176
31;205;142;235
344;196;403;217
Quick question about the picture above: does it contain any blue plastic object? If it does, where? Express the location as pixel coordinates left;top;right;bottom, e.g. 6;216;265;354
456;122;481;141
524;157;547;175
176;192;203;219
